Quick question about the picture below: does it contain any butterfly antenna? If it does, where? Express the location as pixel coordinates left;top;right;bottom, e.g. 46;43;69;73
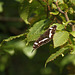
31;49;35;53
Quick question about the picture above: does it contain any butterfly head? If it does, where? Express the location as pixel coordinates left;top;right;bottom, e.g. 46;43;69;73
53;25;57;31
49;25;57;31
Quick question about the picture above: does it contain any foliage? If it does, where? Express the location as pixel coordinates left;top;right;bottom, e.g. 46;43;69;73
0;0;75;75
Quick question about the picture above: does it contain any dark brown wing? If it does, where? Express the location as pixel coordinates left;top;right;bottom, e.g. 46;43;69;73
33;25;57;50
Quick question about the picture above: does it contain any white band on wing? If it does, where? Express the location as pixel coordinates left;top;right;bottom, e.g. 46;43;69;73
34;42;38;45
39;38;48;43
49;30;52;38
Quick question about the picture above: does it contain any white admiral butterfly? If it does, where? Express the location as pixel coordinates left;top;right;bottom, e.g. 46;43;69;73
32;25;57;51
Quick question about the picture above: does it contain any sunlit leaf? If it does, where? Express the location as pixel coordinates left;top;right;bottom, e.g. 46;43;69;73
50;11;59;15
70;31;75;37
4;49;15;55
0;2;4;12
27;19;51;42
23;43;36;59
20;0;30;24
52;3;57;9
53;31;69;48
69;7;74;14
70;46;75;54
64;20;75;26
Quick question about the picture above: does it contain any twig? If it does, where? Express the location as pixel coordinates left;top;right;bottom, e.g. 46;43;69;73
37;0;51;18
54;1;64;14
43;0;51;18
47;0;49;18
53;1;72;26
64;12;69;21
43;0;50;12
72;25;75;31
55;17;62;24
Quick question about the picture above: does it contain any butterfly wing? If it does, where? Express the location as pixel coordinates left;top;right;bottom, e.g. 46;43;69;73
33;25;57;50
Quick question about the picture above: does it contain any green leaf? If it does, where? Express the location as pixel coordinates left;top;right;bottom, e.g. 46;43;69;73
59;14;66;22
4;49;15;55
59;3;68;11
52;3;57;9
14;41;36;58
1;40;36;58
53;31;69;48
48;0;53;5
50;11;59;15
23;43;36;59
1;41;25;55
27;19;50;42
70;46;75;54
61;54;75;67
70;31;75;37
20;0;46;24
64;20;75;26
69;7;74;14
0;64;5;71
20;0;30;24
14;41;26;49
0;2;4;12
29;0;46;21
0;33;26;47
0;55;8;71
29;0;33;3
70;0;75;5
63;0;69;3
54;0;64;3
45;47;69;67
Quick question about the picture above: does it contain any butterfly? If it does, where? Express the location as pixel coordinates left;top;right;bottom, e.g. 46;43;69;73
32;25;57;51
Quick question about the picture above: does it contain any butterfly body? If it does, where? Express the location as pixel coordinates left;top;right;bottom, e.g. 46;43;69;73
33;25;57;50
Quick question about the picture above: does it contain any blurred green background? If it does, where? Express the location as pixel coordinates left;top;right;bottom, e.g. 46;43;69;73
0;0;75;75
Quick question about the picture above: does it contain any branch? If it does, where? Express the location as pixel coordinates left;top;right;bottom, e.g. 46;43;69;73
72;25;75;31
54;1;64;14
53;1;72;26
43;0;50;12
42;0;51;18
64;12;69;21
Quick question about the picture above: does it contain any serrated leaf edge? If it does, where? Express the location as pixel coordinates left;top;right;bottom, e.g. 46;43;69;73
45;47;69;67
0;33;26;47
